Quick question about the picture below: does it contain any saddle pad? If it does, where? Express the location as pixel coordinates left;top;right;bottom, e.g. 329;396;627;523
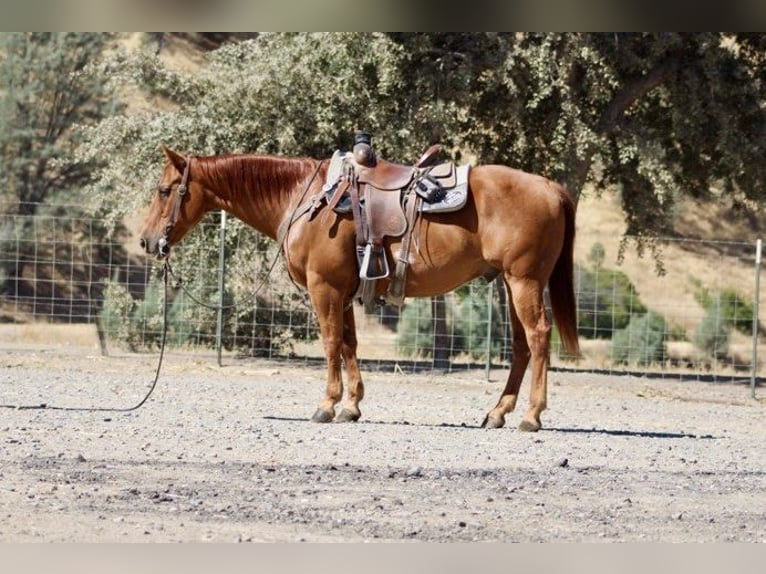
427;162;456;187
322;150;346;192
421;165;471;213
325;161;471;216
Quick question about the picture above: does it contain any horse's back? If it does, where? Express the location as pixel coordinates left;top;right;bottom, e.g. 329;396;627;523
470;164;569;210
467;164;570;231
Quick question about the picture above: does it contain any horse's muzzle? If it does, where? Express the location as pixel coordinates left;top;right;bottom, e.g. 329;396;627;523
139;236;171;259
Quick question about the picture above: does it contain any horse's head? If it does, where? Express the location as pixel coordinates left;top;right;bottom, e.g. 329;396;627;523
139;145;208;259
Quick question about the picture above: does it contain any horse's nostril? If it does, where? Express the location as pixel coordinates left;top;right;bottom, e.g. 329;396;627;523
139;238;147;250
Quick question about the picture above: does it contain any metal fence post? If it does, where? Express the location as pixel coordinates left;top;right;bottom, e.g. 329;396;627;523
215;210;227;367
751;238;761;399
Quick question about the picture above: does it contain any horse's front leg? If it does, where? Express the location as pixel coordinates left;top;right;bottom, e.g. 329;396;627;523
309;284;346;423
336;303;364;422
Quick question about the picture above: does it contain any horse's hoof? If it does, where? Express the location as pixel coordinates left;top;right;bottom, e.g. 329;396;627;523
481;413;505;429
311;409;334;423
335;408;361;423
518;419;541;432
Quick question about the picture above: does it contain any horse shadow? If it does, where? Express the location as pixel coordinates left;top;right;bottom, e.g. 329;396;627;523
262;416;715;439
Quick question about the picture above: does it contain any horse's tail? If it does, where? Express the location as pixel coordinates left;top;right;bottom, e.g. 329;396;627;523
549;186;580;357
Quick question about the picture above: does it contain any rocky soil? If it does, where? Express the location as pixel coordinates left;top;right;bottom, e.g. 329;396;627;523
1;347;764;542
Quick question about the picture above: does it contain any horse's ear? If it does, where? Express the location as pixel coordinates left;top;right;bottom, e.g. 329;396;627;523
161;144;187;174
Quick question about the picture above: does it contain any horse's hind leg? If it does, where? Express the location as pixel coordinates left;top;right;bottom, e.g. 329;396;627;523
482;279;531;429
336;303;365;422
489;275;551;431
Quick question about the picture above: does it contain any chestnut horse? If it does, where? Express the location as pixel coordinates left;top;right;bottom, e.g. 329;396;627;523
140;146;579;431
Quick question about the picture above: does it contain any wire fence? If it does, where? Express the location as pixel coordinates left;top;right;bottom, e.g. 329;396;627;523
1;204;763;393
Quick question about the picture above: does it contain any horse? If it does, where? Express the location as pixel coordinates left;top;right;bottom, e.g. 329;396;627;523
139;145;580;431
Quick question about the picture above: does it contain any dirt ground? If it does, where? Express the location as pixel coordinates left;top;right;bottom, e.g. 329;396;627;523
0;345;764;542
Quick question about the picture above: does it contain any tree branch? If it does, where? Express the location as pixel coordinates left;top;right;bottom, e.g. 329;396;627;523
597;51;683;133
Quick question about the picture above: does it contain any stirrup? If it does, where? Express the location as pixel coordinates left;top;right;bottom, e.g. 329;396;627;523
359;243;389;280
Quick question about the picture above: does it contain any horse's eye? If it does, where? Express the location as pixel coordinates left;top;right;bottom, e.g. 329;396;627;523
159;186;171;197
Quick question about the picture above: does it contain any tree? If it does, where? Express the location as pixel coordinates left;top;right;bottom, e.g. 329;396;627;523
77;33;765;241
68;32;765;357
0;33;118;215
0;33;122;316
460;33;766;240
75;32;469;218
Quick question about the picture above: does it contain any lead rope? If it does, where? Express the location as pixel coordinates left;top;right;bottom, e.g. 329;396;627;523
1;160;327;412
0;263;172;412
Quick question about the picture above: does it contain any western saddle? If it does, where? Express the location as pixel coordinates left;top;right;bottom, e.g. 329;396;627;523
305;132;467;309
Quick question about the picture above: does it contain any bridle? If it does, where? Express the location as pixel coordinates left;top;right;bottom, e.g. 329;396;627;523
157;156;192;258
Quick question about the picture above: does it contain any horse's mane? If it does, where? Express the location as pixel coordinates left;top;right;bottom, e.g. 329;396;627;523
195;154;318;199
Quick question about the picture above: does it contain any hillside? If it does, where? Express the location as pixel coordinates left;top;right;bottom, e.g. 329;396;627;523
575;189;764;368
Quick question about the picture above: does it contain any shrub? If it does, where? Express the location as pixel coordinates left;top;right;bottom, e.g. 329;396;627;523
693;306;731;360
611;312;667;366
576;264;647;339
694;286;755;336
396;297;462;359
454;281;505;360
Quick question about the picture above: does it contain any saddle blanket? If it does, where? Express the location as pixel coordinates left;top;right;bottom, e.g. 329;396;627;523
322;150;470;214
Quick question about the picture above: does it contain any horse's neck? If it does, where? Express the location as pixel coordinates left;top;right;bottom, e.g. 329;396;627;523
201;155;318;239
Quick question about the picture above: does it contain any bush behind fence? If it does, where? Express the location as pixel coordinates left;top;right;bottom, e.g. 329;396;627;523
1;205;762;385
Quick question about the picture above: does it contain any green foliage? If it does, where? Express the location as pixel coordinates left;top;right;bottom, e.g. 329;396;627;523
396;298;436;358
688;282;759;360
693;306;731;360
611;311;668;366
75;33;466;220
459;33;766;234
454;280;504;360
98;223;319;354
99;279;138;348
396;297;461;359
74;32;766;239
99;277;164;351
587;242;605;269
0;33;120;308
576;264;647;339
396;281;505;361
694;286;755;336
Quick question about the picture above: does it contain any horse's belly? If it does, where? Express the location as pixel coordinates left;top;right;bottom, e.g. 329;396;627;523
392;247;492;297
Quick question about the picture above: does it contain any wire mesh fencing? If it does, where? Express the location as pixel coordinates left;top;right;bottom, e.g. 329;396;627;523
1;204;762;390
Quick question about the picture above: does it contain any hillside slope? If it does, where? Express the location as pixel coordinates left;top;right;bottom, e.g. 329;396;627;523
575;189;764;366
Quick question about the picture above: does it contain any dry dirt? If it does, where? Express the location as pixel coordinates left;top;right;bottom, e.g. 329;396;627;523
1;345;764;542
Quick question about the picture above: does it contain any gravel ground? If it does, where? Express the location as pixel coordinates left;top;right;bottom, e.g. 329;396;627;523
1;347;764;542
